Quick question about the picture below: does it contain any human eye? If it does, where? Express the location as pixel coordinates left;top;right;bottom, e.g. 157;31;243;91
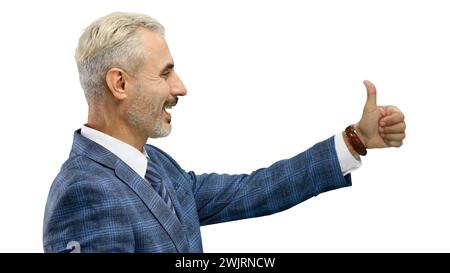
161;71;170;79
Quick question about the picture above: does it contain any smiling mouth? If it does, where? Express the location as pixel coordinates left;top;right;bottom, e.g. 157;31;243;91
163;104;174;114
162;98;178;122
163;104;174;123
163;98;177;113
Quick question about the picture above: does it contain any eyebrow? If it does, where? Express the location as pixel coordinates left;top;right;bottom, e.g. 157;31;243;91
160;63;174;74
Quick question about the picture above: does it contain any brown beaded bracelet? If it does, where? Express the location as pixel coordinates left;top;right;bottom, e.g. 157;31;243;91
345;125;367;156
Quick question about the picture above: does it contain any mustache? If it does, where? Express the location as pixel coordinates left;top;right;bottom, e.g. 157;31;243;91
164;97;178;107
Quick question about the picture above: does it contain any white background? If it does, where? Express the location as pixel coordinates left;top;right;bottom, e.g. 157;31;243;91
1;0;449;252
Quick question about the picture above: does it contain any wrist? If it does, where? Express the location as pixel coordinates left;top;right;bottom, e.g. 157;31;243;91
342;131;359;158
353;122;367;147
344;124;367;156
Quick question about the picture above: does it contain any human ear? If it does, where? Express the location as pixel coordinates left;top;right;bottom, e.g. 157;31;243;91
105;68;130;100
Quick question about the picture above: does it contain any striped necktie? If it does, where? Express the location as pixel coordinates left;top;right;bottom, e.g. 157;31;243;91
145;160;175;213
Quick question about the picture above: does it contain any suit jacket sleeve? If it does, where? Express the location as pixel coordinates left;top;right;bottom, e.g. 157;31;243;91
188;136;352;226
43;180;135;253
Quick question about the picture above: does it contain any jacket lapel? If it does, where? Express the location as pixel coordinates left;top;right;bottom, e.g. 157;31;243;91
114;160;189;253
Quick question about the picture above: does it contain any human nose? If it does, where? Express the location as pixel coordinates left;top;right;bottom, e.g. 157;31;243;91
170;71;187;97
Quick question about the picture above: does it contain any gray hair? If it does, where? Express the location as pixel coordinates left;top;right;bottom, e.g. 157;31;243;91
75;12;165;103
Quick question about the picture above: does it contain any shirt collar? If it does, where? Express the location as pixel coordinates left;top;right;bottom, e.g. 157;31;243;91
81;125;148;179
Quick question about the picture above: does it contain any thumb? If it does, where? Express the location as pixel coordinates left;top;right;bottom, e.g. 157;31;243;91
363;80;377;111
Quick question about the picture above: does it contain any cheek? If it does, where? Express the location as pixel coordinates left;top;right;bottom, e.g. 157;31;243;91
153;78;171;94
146;95;165;115
154;86;171;108
135;81;169;110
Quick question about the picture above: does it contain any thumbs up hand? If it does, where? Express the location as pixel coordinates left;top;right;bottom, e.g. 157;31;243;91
354;80;406;149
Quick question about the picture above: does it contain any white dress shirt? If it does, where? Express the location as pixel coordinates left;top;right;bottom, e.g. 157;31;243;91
334;131;362;176
81;125;361;179
81;125;149;179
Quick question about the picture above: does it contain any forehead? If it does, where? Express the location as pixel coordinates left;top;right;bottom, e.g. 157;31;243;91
137;28;173;71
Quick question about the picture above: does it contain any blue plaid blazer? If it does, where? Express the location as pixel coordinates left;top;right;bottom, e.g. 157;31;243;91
43;129;351;252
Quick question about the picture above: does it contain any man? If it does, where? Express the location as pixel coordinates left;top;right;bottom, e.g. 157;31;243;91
43;12;406;253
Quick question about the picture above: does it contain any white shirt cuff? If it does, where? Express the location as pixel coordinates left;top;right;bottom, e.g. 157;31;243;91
334;133;362;176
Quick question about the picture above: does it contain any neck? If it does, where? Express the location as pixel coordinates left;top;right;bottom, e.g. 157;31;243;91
87;108;147;152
